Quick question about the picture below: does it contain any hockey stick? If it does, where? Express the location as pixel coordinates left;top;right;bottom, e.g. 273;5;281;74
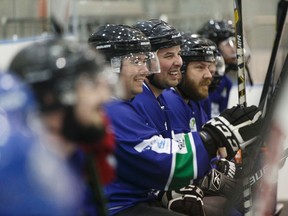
250;2;288;213
229;2;288;214
253;0;288;172
259;0;288;109
50;16;64;36
231;54;288;215
86;153;108;216
244;52;288;215
233;1;253;214
234;0;247;107
245;64;254;86
233;0;246;163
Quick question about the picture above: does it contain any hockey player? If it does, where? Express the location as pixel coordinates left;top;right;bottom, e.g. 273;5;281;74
131;20;212;215
160;33;239;216
198;19;253;116
202;43;227;120
197;19;235;117
8;38;115;215
0;72;84;215
88;24;161;100
163;34;216;132
132;21;228;215
89;23;263;216
131;19;183;138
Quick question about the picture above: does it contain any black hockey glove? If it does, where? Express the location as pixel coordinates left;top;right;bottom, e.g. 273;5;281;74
214;158;237;179
200;105;262;159
161;185;205;216
199;168;238;198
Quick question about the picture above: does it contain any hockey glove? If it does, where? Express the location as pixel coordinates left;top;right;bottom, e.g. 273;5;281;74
200;105;262;159
214;158;237;179
199;168;238;198
161;185;205;216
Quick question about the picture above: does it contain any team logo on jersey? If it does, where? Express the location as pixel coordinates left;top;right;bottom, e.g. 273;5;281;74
189;117;197;132
134;135;171;153
134;134;189;154
172;133;188;154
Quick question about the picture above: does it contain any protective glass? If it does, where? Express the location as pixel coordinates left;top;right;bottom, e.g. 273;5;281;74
215;54;225;76
110;52;160;74
222;36;236;48
219;36;236;59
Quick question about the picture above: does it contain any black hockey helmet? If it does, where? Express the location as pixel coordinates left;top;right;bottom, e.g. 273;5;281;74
88;24;151;61
180;33;216;73
133;19;183;51
89;24;160;74
197;19;235;45
9;38;106;112
190;34;226;78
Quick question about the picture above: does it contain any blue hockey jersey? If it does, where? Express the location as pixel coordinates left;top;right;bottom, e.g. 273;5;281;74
206;74;232;118
188;99;209;130
162;88;209;132
132;84;210;179
131;83;174;138
104;99;211;215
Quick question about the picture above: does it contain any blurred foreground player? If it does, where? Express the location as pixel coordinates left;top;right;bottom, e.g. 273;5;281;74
0;72;83;215
8;38;116;215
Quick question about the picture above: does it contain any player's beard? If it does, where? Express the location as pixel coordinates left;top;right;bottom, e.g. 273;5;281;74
61;105;106;144
178;79;211;101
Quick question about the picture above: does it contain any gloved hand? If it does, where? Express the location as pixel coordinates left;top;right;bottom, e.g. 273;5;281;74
214;158;237;179
198;168;238;198
161;185;205;216
200;105;262;159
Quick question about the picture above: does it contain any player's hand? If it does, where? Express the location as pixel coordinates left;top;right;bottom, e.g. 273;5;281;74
199;168;238;197
161;185;205;216
200;105;262;159
214;158;237;178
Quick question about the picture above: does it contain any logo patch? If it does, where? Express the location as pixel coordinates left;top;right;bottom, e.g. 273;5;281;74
212;170;221;190
189;117;197;132
134;135;171;153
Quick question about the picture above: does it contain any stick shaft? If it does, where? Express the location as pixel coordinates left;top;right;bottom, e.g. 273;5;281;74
234;0;247;107
234;1;251;215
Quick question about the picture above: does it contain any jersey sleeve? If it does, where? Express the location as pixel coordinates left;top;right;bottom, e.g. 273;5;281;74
105;101;211;191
